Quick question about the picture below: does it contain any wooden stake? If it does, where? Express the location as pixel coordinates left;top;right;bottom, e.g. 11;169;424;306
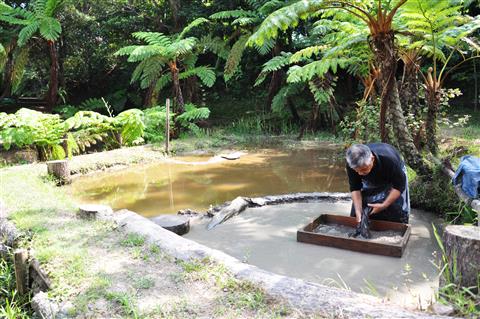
14;249;28;295
165;98;170;155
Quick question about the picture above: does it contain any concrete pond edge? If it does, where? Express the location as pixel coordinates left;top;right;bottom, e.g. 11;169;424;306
0;194;453;319
116;193;452;319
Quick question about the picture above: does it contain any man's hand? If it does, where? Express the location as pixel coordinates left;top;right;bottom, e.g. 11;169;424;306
367;203;386;215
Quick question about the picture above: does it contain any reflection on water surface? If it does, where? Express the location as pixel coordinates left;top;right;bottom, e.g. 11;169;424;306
71;148;349;217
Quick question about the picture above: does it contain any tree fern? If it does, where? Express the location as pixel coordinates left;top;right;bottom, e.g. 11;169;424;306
168;37;197;57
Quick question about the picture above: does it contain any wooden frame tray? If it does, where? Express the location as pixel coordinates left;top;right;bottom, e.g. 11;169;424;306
297;214;411;257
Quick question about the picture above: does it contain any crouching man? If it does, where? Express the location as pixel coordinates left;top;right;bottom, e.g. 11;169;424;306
345;143;410;224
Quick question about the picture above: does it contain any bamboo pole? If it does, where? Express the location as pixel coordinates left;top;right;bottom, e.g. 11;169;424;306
165;98;170;155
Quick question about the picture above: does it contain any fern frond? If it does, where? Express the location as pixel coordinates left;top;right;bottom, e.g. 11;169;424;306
38;17;62;41
224;34;250;81
210;9;256;20
168;37;197;57
254;52;292;86
176;103;210;125
290;45;326;63
178;17;209;39
258;0;285;15
132;32;172;47
197;35;229;59
232;17;257;26
154;74;173;93
271;83;305;115
18;21;40;46
248;0;323;47
287;57;349;83
44;0;63;17
180;66;216;87
12;46;29;94
127;45;164;62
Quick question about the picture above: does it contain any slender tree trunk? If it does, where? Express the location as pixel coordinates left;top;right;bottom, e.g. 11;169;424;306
474;59;478;112
58;35;66;90
169;0;181;32
399;61;420;118
266;70;284;113
169;61;184;114
266;45;284;113
372;31;431;176
46;41;59;111
1;38;17;98
144;82;156;107
425;87;440;155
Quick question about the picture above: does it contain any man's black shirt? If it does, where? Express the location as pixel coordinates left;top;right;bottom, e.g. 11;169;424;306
346;143;406;192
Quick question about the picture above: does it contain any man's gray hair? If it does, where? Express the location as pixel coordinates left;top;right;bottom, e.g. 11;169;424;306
346;144;373;169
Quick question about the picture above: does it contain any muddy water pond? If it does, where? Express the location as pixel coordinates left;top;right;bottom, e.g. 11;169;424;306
71;148;348;217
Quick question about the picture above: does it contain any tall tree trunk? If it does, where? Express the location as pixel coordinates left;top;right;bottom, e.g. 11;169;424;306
58;35;66;90
425;87;440;155
169;0;181;32
46;41;59;112
266;44;284;113
372;31;431;176
144;82;156;107
399;60;420;118
1;38;17;98
266;70;284;113
169;61;184;114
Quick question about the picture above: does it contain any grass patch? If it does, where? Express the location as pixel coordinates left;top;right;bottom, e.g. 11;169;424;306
120;233;145;247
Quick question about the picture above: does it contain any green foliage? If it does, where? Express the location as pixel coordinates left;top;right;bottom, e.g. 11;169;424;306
339;100;380;143
224;34;251;82
176;103;210;135
114;109;145;146
0;108;65;156
143;106;170;143
410;166;460;215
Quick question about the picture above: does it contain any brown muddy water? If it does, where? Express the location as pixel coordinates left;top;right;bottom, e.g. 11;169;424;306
71;148;348;217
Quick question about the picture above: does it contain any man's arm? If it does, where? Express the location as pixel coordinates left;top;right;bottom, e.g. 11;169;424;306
368;188;401;215
351;190;363;223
